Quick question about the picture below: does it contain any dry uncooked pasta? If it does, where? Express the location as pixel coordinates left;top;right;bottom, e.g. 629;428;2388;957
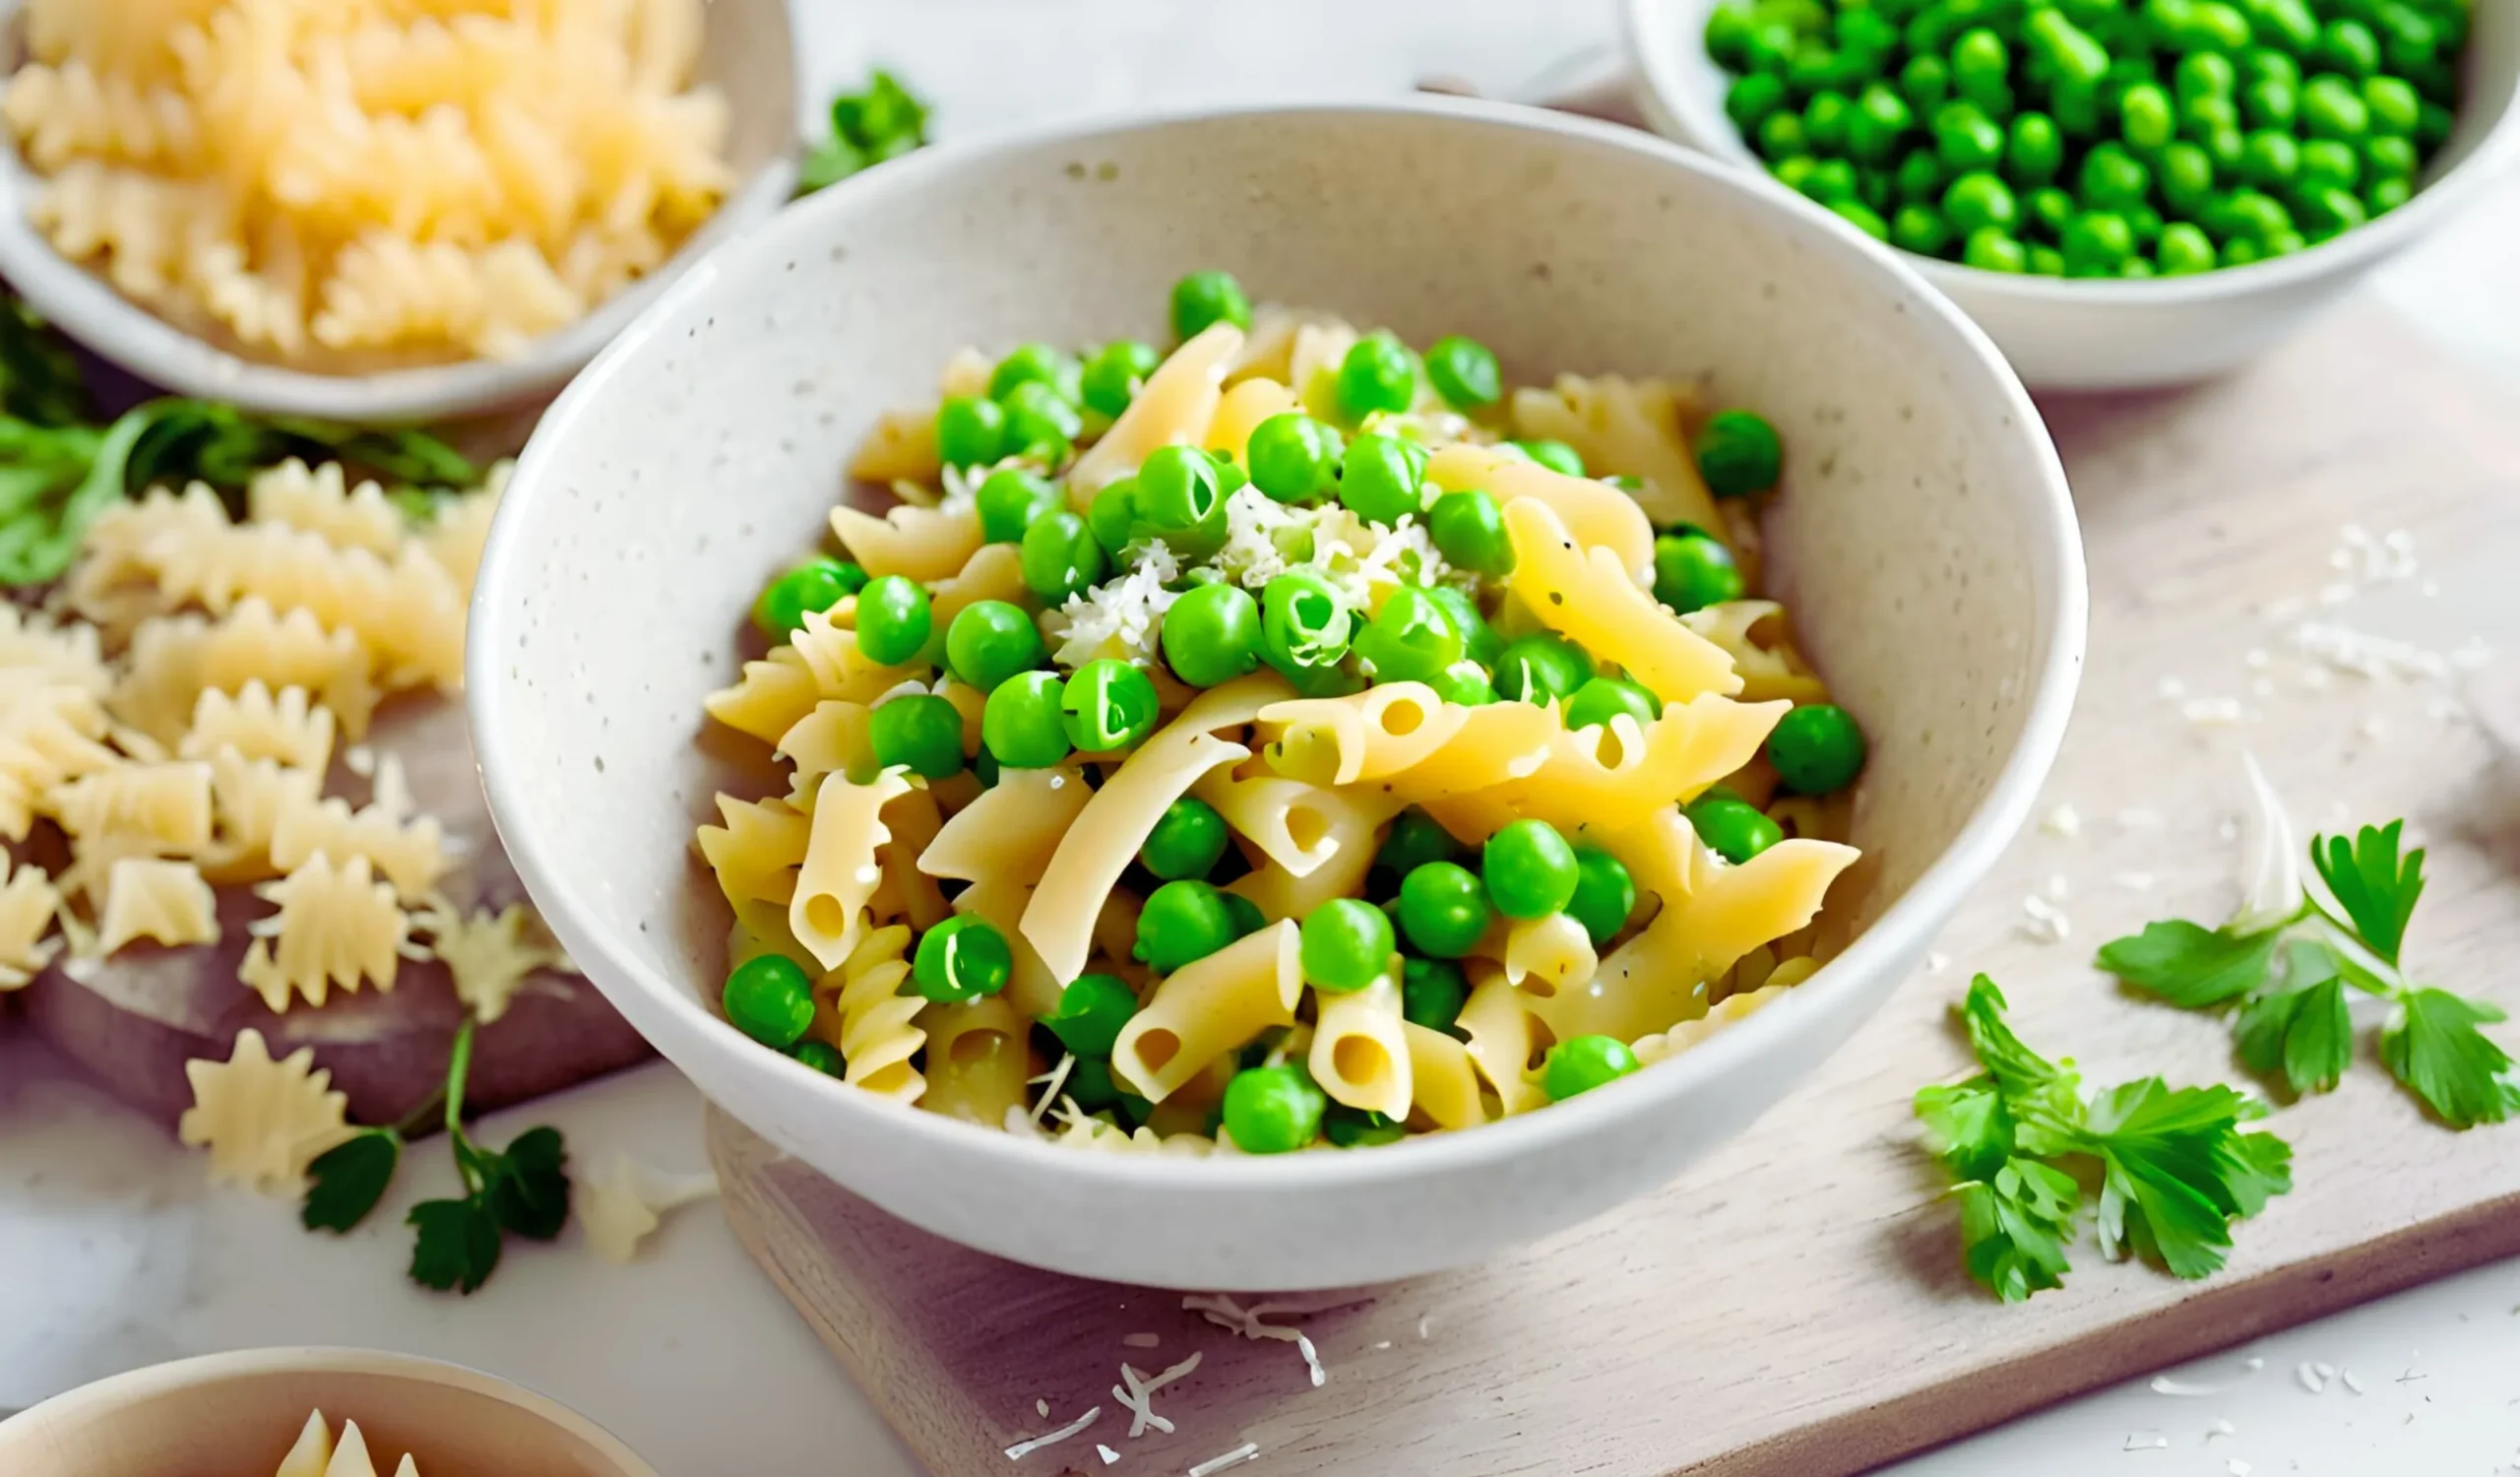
273;1410;420;1477
4;0;733;367
693;276;1871;1154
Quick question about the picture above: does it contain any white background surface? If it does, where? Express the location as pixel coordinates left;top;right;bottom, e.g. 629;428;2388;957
8;3;2520;1474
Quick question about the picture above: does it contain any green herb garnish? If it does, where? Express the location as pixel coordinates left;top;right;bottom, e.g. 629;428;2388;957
1915;976;2294;1302
796;70;930;196
2097;820;2518;1125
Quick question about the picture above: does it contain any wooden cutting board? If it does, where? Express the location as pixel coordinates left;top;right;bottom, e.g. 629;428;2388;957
707;303;2520;1477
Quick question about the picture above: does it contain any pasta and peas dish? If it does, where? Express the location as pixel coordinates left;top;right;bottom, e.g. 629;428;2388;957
694;271;1870;1155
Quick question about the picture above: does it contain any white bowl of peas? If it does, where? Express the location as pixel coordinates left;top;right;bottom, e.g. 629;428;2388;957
471;98;2083;1290
1626;0;2520;388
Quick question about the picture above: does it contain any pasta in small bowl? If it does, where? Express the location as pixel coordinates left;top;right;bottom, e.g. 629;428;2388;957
0;0;799;421
0;1347;659;1477
471;100;2086;1291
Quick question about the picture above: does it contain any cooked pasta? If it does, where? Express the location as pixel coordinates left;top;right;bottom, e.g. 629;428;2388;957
4;0;734;368
692;273;1871;1151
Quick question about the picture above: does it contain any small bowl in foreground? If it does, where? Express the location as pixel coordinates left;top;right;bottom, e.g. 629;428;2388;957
469;98;2085;1291
0;0;798;423
0;1348;658;1477
1624;0;2520;390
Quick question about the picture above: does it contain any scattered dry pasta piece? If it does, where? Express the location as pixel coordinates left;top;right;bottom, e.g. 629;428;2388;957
238;852;410;1011
578;1153;720;1264
410;896;573;1024
0;856;63;988
178;1028;353;1193
95;857;220;953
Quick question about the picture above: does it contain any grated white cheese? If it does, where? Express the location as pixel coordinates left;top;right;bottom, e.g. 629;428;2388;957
2206;1419;2237;1441
2230;751;2300;934
1212;486;1317;591
2182;696;2246;729
2158;675;2189;701
1309;505;1452;605
1098;1445;1122;1465
1004;1406;1102;1460
2297;1362;2326;1393
1925;951;1951;974
1185;1443;1260;1477
2290;620;2486;682
1057;541;1183;669
2227;1460;2252;1476
2149;1375;2227;1396
2340;1369;2366;1394
2040;802;2083;839
2123;1433;2171;1451
1183;1293;1328;1387
1112;1353;1202;1439
1037;1399;1051;1418
2044;873;2070;901
1029;1054;1076;1125
1122;1332;1162;1349
2018;894;2071;944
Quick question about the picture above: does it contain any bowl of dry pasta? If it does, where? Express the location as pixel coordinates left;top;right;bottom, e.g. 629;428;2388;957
470;98;2087;1291
0;0;797;421
0;1347;659;1477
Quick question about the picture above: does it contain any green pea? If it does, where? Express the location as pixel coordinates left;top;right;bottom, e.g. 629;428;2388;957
1889;202;1952;255
868;693;965;779
2239;0;2319;54
987;342;1080;405
1896;149;1950;203
1942;170;2020;234
2051;76;2105;138
1080;340;1161;418
1696;409;1784;497
1706;3;1756;69
2225;186;2296;238
2300;137;2362;192
1564;676;1664;734
1243;412;1343;504
1380;808;1460;876
2266;226;2310;254
1058;1057;1132;1114
1758;108;1811;160
1322;1105;1406;1148
2159;142;2217;213
979;670;1071;769
1512;438;1586;477
1136;879;1238;973
1648;531;1744;615
1132;446;1225;557
2362;132;2416;180
1773;155;1822;193
2361;74;2419;136
1424;335;1502;410
2416;98;2452;150
1301;896;1396;994
1848;83;1915;162
852;574;931;667
1396;860;1492;959
974;748;1001;788
1566;848;1638;946
1830;199;1892;240
1934;99;2007;170
1336;331;1418;421
1339;433;1430;526
974;467;1056;545
1062;659;1160;752
934;395;1007;470
1728;70;1793;130
1170;269;1251;340
753;556;867;639
1998;110;2060;184
2175;50;2238;103
2300;183;2369;234
913;916;1012;1003
2242;76;2299;127
2191;0;2254;50
2157;221;2219;273
1002;379;1082;466
1400;956;1469;1035
1543;1035;1642;1101
1352;588;1460;687
1260;569;1354;676
2364;173;2413;215
2081;143;2152;210
2236;129;2298;189
1901;52;1954;111
944;600;1044;693
2181;91;2243;140
724;953;814;1048
2301;74;2369;139
1221;891;1268;941
1687;795;1785;862
1420;584;1502;669
2125;203;2166;246
1042;973;1138;1057
1424;488;1515;578
1160;581;1263;689
790;1038;845;1076
1482;817;1580;921
2318;18;2380;75
2026;7;2112;85
1019;509;1105;604
1769;702;1868;794
1222;1063;1326;1153
2065;210;2136;274
2027;244;2069;275
1492;632;1594;706
2374;4;2438;71
2016;182;2076;236
1803;89;1854;152
1963;226;2028;271
2242;45;2300;89
1087;477;1140;556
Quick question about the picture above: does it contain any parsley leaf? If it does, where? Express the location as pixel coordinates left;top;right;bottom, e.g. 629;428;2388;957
479;1125;571;1242
2381;988;2520;1128
1956;1159;2079;1304
2310;822;2425;967
302;1129;402;1233
408;1197;503;1294
797;72;929;197
1915;1077;2014;1184
2095;920;2281;1008
2231;940;2355;1096
1955;976;2075;1101
2079;1077;2291;1281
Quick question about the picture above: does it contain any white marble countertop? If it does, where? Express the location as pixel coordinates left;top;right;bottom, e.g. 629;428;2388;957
8;3;2520;1474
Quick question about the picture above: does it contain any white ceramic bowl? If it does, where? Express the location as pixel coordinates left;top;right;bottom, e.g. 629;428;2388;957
1625;0;2520;389
470;99;2085;1291
0;1348;659;1477
0;0;797;423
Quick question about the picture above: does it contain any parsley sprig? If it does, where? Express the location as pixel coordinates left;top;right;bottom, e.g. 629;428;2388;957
2097;822;2519;1126
1915;977;2294;1302
301;1019;571;1294
796;71;930;196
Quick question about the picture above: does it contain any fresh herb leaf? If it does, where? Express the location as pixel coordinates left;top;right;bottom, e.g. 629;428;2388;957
796;71;929;197
2094;919;2281;1008
1955;1158;2079;1304
301;1129;402;1233
2230;940;2354;1096
2077;1077;2291;1281
2310;822;2425;967
1955;975;2075;1102
1914;1077;2014;1184
407;1197;504;1294
479;1124;571;1241
0;297;91;426
2380;987;2520;1128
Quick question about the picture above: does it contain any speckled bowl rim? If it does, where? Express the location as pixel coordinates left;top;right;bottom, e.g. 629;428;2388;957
0;0;800;424
0;1347;661;1477
470;95;2087;1189
1622;0;2520;306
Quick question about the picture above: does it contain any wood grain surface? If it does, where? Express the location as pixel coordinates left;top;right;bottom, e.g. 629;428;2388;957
710;304;2520;1477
